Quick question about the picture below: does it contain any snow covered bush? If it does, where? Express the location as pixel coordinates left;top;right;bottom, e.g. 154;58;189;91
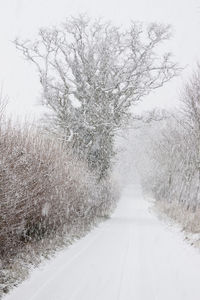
0;120;117;259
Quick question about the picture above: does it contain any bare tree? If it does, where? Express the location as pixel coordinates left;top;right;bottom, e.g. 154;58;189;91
15;15;179;179
179;65;200;207
180;64;200;134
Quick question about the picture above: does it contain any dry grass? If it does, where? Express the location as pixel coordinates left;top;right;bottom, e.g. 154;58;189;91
156;200;200;234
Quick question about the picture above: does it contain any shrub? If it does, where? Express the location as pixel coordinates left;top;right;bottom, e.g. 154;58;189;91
0;121;117;258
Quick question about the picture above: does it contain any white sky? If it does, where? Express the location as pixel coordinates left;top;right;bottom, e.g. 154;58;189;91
0;0;200;119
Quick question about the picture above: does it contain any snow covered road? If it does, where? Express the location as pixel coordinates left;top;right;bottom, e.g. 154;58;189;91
5;184;200;300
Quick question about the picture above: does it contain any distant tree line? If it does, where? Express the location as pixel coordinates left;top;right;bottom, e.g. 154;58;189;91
139;65;200;214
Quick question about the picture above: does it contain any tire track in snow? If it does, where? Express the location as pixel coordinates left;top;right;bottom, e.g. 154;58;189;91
29;220;112;300
117;222;133;300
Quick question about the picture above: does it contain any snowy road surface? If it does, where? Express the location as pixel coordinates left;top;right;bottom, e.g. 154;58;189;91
5;184;200;300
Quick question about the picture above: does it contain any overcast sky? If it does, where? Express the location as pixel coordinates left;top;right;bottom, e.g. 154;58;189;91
0;0;199;119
